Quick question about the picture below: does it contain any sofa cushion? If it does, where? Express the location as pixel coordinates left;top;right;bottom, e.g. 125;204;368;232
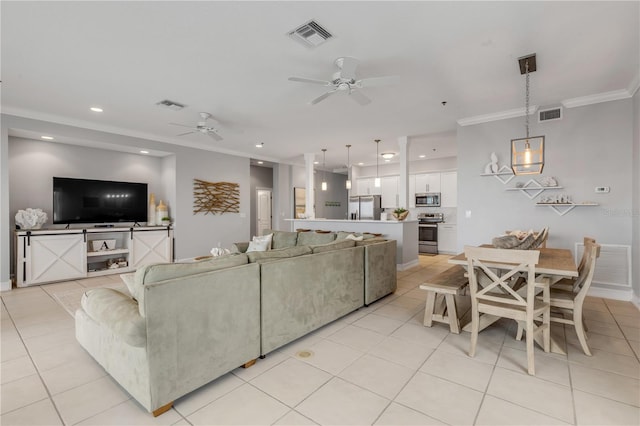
296;232;336;246
247;238;270;252
247;245;312;263
266;230;299;249
336;231;355;240
310;239;356;254
81;288;146;347
129;254;249;315
232;241;250;253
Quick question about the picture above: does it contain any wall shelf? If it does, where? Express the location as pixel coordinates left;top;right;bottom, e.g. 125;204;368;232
504;179;563;199
480;165;515;184
535;203;599;216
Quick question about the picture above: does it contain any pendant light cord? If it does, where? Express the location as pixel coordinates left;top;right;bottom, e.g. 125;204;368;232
525;59;530;140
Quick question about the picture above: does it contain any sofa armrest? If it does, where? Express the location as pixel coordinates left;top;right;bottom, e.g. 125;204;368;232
232;242;250;253
80;288;146;347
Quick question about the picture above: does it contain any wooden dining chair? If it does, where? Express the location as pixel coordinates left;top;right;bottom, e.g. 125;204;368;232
553;237;596;292
545;242;601;356
465;246;549;375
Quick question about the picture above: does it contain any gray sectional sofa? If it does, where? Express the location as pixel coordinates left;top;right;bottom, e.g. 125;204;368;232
75;230;396;415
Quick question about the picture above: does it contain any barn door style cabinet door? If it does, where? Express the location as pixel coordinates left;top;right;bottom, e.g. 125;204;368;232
16;231;87;287
130;228;173;268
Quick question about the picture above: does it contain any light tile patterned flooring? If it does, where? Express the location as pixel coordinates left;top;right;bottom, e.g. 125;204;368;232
1;255;639;425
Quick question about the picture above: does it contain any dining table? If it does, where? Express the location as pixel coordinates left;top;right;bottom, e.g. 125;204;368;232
448;245;578;354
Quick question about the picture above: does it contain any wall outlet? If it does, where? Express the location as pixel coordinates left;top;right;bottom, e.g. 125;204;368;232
595;187;610;193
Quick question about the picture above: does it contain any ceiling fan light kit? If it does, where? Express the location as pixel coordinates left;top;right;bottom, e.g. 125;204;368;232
288;56;399;106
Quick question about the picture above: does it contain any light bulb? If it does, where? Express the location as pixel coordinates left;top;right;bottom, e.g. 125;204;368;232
374;177;381;188
345;180;351;190
524;141;532;168
321;181;327;191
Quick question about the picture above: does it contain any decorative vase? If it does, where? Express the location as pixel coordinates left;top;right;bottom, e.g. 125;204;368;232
148;193;156;226
156;200;168;225
393;211;409;221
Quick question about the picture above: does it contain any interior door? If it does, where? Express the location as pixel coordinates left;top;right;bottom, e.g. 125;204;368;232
257;189;272;236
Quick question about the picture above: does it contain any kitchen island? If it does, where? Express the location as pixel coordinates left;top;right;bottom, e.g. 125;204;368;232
289;219;418;270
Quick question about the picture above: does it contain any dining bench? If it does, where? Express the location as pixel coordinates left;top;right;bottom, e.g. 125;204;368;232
420;266;470;333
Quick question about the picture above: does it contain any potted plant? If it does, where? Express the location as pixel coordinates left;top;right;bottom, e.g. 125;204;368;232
392;207;409;221
161;216;171;226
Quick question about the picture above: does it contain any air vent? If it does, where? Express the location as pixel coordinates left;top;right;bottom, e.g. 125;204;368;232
538;106;562;122
156;99;186;111
287;20;333;49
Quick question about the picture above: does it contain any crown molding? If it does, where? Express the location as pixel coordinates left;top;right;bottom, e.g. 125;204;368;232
457;106;538;127
561;89;632;109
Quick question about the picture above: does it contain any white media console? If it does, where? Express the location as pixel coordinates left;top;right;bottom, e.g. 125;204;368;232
15;226;173;287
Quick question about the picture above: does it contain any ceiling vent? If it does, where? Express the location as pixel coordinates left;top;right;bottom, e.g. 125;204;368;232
156;99;186;111
287;20;333;49
538;106;563;123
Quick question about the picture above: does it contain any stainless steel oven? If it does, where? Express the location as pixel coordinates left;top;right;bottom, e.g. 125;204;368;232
418;213;443;254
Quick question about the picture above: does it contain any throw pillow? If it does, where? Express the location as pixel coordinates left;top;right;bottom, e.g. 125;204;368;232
345;233;364;241
250;233;273;250
247;238;270;252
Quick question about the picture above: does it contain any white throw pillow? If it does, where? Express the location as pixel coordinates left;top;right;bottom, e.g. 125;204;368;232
246;233;273;252
246;238;270;252
345;233;364;241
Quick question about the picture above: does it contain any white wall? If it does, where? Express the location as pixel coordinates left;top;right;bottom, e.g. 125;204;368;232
0;125;9;290
458;99;634;296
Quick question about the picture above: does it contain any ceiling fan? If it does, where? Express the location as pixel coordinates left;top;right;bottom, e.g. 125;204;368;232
169;112;223;141
288;56;399;106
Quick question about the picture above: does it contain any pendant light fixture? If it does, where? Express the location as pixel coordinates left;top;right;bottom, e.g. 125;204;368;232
511;53;544;175
345;144;352;190
374;139;381;188
321;148;328;191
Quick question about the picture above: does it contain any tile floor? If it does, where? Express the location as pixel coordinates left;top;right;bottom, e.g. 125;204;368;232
1;255;639;425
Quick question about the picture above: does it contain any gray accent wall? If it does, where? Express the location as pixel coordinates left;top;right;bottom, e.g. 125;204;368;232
458;99;634;295
314;171;348;220
2;114;251;279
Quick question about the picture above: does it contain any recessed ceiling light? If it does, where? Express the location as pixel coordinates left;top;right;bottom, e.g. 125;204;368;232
314;161;319;165
41;135;54;140
257;161;264;164
381;152;395;159
140;150;149;154
256;142;264;148
419;154;426;158
90;107;103;112
358;162;364;166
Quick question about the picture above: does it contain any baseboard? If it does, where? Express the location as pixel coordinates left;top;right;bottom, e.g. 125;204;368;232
631;293;640;310
587;286;633;301
1;280;12;292
397;259;419;271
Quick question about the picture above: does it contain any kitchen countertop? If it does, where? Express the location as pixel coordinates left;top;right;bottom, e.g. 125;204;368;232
286;218;418;223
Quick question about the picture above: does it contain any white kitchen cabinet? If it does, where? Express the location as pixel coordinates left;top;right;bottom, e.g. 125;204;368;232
437;223;457;254
380;176;399;209
356;177;382;196
408;175;416;208
440;171;458;207
414;173;441;194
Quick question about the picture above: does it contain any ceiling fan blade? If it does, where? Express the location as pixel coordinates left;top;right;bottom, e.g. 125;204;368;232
176;131;196;136
207;130;223;141
349;89;372;106
310;90;337;105
357;75;400;88
288;76;331;86
169;123;196;129
338;57;359;81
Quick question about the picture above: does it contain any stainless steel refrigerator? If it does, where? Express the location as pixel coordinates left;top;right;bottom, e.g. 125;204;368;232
348;195;382;220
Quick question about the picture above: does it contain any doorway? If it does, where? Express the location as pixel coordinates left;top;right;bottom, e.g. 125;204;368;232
256;189;272;236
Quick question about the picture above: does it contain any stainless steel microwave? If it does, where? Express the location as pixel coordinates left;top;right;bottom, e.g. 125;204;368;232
415;192;441;207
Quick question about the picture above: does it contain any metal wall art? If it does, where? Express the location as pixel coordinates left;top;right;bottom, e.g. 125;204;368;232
193;179;240;215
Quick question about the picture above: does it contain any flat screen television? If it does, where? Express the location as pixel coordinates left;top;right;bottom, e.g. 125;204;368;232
53;177;148;224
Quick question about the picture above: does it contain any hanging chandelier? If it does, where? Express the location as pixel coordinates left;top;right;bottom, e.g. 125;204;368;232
511;53;545;175
345;144;352;190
